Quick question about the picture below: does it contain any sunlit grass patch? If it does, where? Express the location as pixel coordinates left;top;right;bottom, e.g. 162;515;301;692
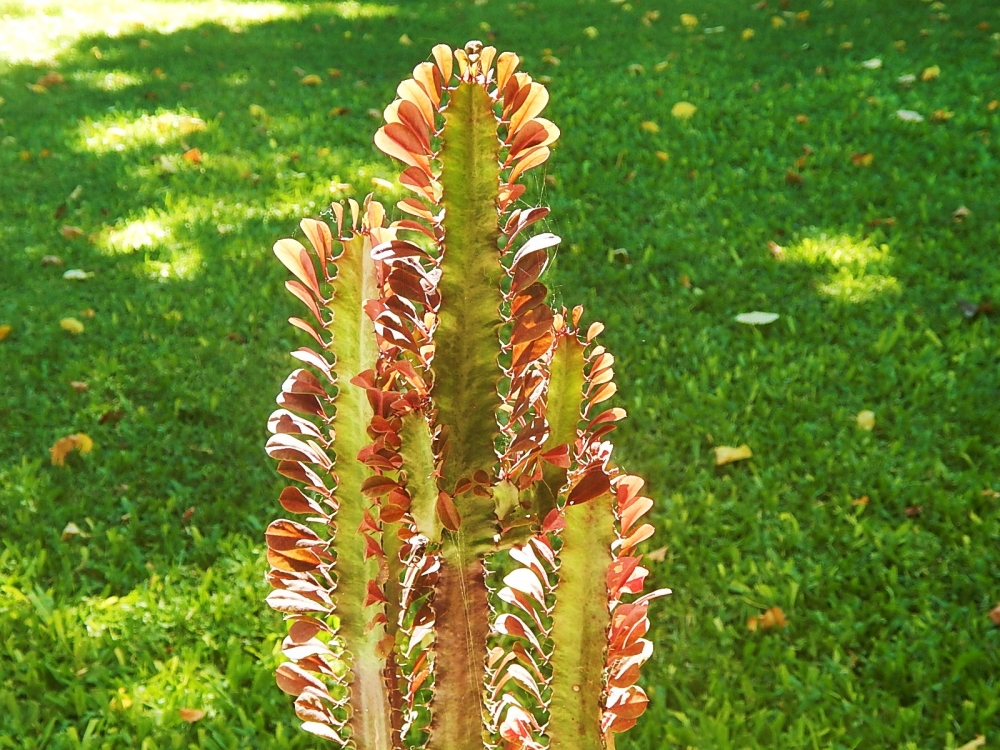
817;267;901;303
0;0;295;64
78;111;208;154
72;69;146;92
787;233;890;270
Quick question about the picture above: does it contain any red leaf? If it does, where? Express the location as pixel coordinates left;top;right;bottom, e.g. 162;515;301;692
566;467;611;506
436;492;462;532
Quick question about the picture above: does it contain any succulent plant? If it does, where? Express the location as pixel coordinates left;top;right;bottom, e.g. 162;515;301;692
264;41;668;750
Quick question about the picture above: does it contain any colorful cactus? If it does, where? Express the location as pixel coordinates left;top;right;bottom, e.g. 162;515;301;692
264;41;668;750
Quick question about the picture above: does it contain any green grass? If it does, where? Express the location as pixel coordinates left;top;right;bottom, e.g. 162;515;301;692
1;0;999;748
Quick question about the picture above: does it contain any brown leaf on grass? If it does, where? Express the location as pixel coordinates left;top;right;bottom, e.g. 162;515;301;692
60;225;85;239
988;100;999;112
714;444;753;466
952;205;971;221
768;241;786;259
50;433;94;465
178;708;205;723
931;109;953;122
300;74;322;86
0;325;10;342
785;169;803;186
182;506;196;524
36;72;65;88
69;381;89;392
747;606;787;632
851;495;870;506
61;521;83;541
988;605;1000;626
41;255;64;266
182;148;202;164
99;409;125;425
795;114;810;123
851;152;874;167
904;505;923;518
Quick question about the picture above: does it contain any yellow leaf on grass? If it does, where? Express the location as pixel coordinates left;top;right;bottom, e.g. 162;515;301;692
584;26;599;39
851;152;874;167
955;736;986;750
50;433;93;466
656;151;669;161
742;28;755;40
714;444;753;466
641;120;660;133
60;317;85;334
300;74;322;86
0;325;11;341
182;147;202;164
680;13;698;29
179;708;206;723
921;65;940;81
61;521;83;541
772;16;786;28
398;33;412;46
671;101;697;119
856;410;876;430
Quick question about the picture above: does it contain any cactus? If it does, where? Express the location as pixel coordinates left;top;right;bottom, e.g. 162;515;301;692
264;41;668;750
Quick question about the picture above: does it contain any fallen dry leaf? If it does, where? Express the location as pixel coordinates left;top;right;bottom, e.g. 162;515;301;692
904;505;923;518
641;120;660;134
398;33;412;46
680;13;698;29
851;495;870;507
952;205;971;221
956;736;986;750
584;26;599;39
59;225;85;239
856;410;876;431
179;708;205;723
0;325;10;342
921;65;940;81
182;147;202;164
69;381;89;392
36;72;65;88
931;109;953;122
795;114;810;124
742;28;755;40
50;433;94;466
851;152;874;167
714;444;753;466
645;546;668;562
656;150;669;161
768;241;786;259
989;100;999;112
982;488;999;499
735;311;779;325
748;606;787;632
772;15;786;28
989;605;1000;626
671;101;697;119
61;521;83;541
183;506;196;523
896;109;924;122
785;169;803;186
63;269;93;280
300;74;322;86
60;317;85;335
42;255;64;266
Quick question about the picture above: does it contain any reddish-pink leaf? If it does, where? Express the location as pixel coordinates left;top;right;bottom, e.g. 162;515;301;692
278;486;324;515
508;146;550;183
566;467;612;506
275;663;326;696
267;545;322;573
508;82;549;135
274;238;321;297
436;492;462;532
266;518;325;551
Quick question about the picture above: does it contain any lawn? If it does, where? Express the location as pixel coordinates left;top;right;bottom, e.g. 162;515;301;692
1;0;999;748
